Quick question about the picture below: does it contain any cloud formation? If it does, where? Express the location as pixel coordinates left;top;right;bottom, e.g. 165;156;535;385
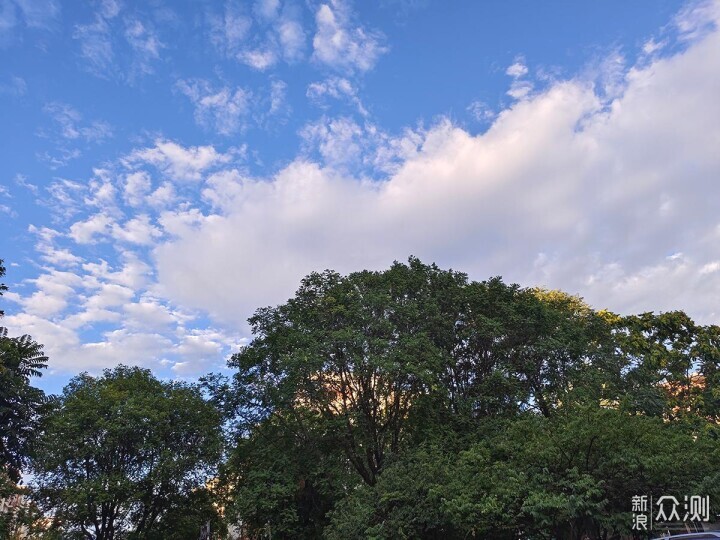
5;1;720;380
155;1;720;326
312;0;388;73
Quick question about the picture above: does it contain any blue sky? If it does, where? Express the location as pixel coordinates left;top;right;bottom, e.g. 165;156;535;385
2;0;720;394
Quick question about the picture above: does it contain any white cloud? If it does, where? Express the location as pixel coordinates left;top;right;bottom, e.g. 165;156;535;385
124;19;163;77
43;102;113;142
307;76;368;116
312;0;388;73
151;7;720;329
15;174;38;194
506;59;528;78
177;79;252;135
240;47;278;70
84;282;135;310
466;100;495;122
277;17;305;61
70;330;172;371
73;5;163;82
299;115;423;174
8;0;720;379
157;207;210;237
81;253;151;290
254;0;280;22
299;116;366;169
147;181;176;208
269;79;288;115
208;0;305;68
209;1;252;56
123;171;152;207
84;173;118;209
5;268;83;318
124;298;177;330
123;139;235;181
69;213;114;244
504;56;534;100
29;225;82;267
73;16;114;75
700;261;720;274
43;178;85;218
111;215;162;245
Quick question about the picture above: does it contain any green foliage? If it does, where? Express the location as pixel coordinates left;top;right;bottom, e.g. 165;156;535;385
0;258;8;317
30;365;223;539
220;257;720;539
326;407;720;539
223;408;355;539
0;327;48;482
0;259;50;536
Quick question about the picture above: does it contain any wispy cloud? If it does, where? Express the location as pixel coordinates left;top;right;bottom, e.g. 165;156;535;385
43;102;113;143
312;0;388;73
176;79;252;136
0;75;26;96
307;76;368;116
73;3;164;82
208;0;305;70
466;100;496;123
0;0;60;42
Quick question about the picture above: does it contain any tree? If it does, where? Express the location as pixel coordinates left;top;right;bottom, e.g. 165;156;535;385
0;258;8;317
229;259;469;487
224;258;720;538
30;366;223;540
1;258;50;538
327;406;720;540
0;327;48;483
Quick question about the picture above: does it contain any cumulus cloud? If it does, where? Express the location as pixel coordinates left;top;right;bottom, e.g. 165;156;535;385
123;171;152;207
111;215;162;245
123;139;236;181
312;0;388;73
7;0;720;380
2;251;236;374
151;3;720;328
68;213;114;244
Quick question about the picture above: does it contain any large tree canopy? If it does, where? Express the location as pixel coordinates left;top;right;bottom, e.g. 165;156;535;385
220;257;720;539
30;366;223;540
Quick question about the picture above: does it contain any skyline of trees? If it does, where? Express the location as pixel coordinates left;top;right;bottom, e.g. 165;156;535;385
3;256;720;539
